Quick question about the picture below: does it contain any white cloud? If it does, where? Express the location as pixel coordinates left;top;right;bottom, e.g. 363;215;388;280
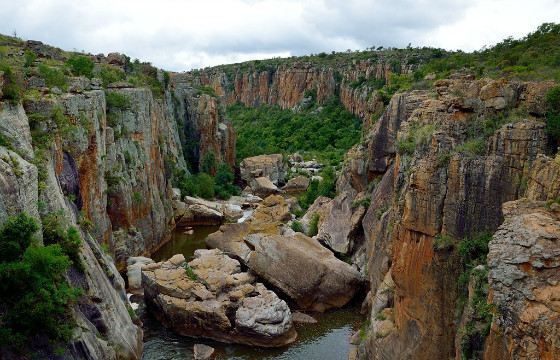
0;0;555;70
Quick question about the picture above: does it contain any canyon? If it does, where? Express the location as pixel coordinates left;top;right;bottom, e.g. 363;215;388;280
0;25;559;360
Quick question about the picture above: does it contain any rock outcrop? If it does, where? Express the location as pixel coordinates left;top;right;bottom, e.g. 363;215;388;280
484;199;560;359
245;232;364;312
240;154;285;185
0;98;144;359
206;195;363;311
142;251;297;347
338;77;557;360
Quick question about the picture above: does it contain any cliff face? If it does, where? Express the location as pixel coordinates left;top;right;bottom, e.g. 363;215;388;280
309;76;557;359
191;57;416;123
169;73;236;170
0;41;235;357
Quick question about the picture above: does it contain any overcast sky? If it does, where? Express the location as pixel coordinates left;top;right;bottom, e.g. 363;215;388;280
1;0;558;71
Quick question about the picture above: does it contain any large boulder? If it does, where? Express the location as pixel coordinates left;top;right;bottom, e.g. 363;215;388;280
240;154;285;185
142;250;296;347
245;233;364;312
174;201;224;227
250;176;279;198
205;195;289;262
127;256;154;294
182;196;243;222
282;175;310;193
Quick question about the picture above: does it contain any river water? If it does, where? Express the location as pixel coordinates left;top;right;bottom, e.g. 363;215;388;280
141;226;363;360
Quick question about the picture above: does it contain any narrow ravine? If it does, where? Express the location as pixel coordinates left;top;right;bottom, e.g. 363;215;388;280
140;227;363;360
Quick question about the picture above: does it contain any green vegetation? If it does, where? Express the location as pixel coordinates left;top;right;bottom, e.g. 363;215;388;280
214;163;241;199
197;85;217;97
23;50;36;67
227;98;361;165
38;64;67;90
396;123;438;155
106;91;131;110
0;213;80;349
66;54;94;78
0;63;22;103
291;220;304;233
433;233;454;251
415;23;560;82
456;232;494;360
42;211;83;271
96;64;126;87
298;167;336;210
177;171;215;200
352;197;371;209
307;213;320;237
545;85;560;150
184;263;198;281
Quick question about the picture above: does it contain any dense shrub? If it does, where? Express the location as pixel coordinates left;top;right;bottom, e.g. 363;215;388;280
0;213;39;262
298;167;337;210
227;98;361;165
106;91;131;110
66;55;94;78
23;50;36;67
546;85;560;150
307;213;320;237
200;151;217;175
291;220;304;233
42;212;83;270
178;172;216;200
96;65;126;87
0;63;22;103
0;213;80;348
214;163;240;199
38;64;67;90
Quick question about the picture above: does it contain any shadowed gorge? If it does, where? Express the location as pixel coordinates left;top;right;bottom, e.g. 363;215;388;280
0;20;559;360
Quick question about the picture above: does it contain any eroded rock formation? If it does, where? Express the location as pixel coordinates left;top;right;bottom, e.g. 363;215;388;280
142;251;297;347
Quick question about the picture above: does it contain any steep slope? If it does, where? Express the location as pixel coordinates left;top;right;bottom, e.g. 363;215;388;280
0;36;234;358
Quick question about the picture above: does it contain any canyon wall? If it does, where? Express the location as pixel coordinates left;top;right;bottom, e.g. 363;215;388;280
190;55;419;124
326;77;559;359
0;40;235;358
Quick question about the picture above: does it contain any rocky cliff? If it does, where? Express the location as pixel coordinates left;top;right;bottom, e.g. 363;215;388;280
189;51;426;123
298;74;558;359
0;38;235;359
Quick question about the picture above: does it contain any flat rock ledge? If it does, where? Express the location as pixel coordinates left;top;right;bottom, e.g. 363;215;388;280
142;250;297;347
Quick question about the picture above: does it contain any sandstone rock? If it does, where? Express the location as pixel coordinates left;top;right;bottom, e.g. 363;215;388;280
193;344;215;360
292;312;318;324
250;176;279;198
240;154;285;185
282;175;310;192
142;249;297;347
68;76;90;93
182;196;244;222
127;256;154;294
484;199;560;359
175;203;224;227
251;195;291;224
301;196;333;234
245;232;363;311
106;52;127;66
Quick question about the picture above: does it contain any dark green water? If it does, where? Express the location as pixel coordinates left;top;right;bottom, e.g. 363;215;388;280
143;228;363;360
151;225;220;262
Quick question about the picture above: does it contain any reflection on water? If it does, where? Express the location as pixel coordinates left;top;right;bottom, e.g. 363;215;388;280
151;225;220;262
145;227;363;360
141;299;362;360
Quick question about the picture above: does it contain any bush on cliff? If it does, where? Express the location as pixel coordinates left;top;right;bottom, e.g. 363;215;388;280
66;54;94;78
0;213;80;348
546;85;560;151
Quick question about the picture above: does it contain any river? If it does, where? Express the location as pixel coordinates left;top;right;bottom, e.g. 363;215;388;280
141;226;363;360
